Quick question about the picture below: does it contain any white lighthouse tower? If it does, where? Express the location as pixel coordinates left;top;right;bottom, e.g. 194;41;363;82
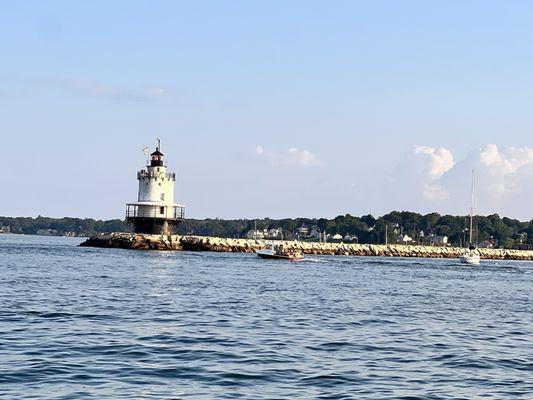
126;139;185;235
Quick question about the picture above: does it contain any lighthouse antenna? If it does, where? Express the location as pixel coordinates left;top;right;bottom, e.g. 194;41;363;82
157;137;161;151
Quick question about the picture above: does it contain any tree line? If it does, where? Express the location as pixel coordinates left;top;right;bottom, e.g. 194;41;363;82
1;211;532;249
0;216;125;237
178;212;533;248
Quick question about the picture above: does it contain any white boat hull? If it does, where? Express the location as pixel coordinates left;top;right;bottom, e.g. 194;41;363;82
255;248;304;261
255;249;275;257
460;252;481;265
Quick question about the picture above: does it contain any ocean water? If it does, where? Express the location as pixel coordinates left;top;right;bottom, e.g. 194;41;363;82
1;235;532;399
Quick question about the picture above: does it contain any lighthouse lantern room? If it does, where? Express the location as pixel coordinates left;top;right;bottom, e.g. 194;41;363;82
126;140;185;235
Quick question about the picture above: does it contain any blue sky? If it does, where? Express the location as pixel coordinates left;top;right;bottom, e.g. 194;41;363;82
1;1;532;220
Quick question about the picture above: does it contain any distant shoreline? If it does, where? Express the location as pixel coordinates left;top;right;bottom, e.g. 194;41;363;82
2;212;533;250
0;232;89;238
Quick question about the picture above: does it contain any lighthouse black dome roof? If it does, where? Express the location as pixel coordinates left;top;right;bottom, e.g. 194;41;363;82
150;147;165;166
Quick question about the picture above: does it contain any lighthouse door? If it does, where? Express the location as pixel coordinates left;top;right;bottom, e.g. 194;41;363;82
160;206;165;215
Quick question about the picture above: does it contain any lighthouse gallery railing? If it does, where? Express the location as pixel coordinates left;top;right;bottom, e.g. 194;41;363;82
137;170;176;180
125;204;185;220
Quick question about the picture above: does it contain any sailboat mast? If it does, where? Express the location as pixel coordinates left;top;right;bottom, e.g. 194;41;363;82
469;169;474;245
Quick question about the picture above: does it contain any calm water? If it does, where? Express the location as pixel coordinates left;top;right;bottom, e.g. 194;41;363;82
1;235;532;399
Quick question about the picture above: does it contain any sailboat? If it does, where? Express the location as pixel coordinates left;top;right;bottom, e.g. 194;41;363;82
459;170;481;265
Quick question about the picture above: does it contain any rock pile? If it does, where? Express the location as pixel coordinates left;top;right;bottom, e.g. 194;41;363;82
80;232;182;251
179;236;533;260
80;233;533;261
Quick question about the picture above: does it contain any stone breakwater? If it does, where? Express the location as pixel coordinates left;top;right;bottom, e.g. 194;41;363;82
80;233;533;261
80;233;183;251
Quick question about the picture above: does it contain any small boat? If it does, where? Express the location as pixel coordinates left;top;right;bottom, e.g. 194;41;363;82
256;242;304;261
460;170;481;265
460;247;481;265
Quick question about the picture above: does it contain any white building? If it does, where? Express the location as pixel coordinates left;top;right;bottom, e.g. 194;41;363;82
246;228;284;240
246;229;266;239
268;228;283;239
397;234;413;244
126;140;185;234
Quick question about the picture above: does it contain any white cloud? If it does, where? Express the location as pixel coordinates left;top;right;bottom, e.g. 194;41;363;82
254;146;322;167
480;144;502;168
414;145;455;179
390;143;533;217
402;145;455;201
480;144;533;175
287;147;321;167
477;144;533;196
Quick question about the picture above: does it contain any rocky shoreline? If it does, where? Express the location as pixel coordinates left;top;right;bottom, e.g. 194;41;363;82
79;233;533;261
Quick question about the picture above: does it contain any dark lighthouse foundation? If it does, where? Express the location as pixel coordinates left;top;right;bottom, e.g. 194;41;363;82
126;204;185;235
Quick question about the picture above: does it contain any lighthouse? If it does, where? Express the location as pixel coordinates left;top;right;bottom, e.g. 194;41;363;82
126;140;185;235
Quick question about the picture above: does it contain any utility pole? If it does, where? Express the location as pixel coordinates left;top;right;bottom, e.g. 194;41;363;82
385;225;388;245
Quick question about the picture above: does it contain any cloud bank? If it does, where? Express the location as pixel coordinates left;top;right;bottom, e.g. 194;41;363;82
392;144;533;218
414;145;455;179
255;145;322;167
0;75;189;104
57;77;168;102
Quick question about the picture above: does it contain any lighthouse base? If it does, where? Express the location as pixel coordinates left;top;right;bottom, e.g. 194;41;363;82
127;217;180;235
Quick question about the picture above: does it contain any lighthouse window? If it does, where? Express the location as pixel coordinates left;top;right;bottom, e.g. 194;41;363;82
160;193;165;201
160;206;165;214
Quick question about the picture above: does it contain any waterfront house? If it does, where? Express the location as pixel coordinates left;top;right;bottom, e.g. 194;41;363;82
396;234;414;244
478;240;495;249
267;228;283;239
246;229;266;239
246;228;284;240
298;226;309;238
309;227;321;239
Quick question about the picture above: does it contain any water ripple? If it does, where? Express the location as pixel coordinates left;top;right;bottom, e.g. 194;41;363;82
1;234;532;399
